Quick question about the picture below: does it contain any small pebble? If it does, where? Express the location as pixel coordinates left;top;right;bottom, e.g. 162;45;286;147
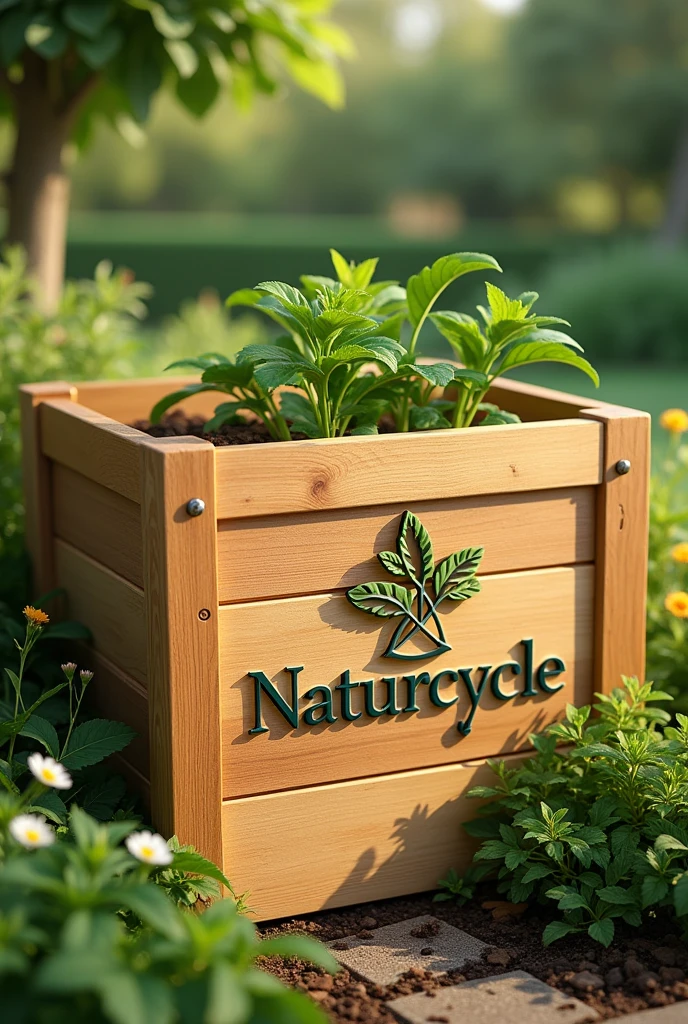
359;916;377;930
570;971;604;992
605;967;624;989
420;947;434;956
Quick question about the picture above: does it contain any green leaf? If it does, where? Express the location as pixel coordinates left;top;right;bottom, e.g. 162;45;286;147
150;3;194;39
597;885;637;906
0;8;31;64
20;715;59;758
519;328;584;352
63;3;114;39
641;875;669;908
176;51;219;117
226;288;263;309
346;582;413;619
206;963;251;1024
171;851;233;891
522;864;553;884
118;884;186;940
257;935;338;973
431;311;487;366
378;551;406;577
498;342;600;386
126;46;163;122
673;874;688;917
150;384;221;424
286;53;345;109
253;363;300;392
26;17;69;58
542;920;578;946
101;973;175;1024
407;253;502;330
588;919;614;947
76;25;123;67
165;39;199;78
62;719;135;770
28;789;67;825
434;547;484;598
478;408;522;426
409;405;449;431
5;668;20;696
655;834;688;853
412;362;457;387
397;510;434;583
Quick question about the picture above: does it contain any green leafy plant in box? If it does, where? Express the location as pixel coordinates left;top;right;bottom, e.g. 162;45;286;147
439;677;688;948
152;248;599;439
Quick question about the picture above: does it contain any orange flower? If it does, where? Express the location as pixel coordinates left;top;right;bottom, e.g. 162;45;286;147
672;542;688;564
665;592;688;618
660;409;688;434
23;605;49;626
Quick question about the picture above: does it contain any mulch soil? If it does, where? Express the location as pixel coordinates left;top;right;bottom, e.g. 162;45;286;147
257;889;688;1022
132;411;289;446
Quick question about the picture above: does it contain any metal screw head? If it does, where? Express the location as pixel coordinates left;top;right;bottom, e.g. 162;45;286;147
615;459;631;476
186;498;206;517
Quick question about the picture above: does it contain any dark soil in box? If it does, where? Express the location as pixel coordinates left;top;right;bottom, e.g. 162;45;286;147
258;890;688;1022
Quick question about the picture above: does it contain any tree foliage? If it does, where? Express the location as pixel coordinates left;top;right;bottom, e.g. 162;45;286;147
0;0;350;138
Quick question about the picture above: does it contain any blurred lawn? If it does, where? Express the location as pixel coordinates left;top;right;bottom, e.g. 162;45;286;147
508;364;687;453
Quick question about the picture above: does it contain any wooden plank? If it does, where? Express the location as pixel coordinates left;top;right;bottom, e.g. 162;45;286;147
52;464;143;588
53;540;146;685
222;754;524;921
140;437;223;865
75;376;220;424
581;406;650;693
485;376;612;422
85;647;149;778
219;565;593;798
214;419;603;519
19;382;77;596
217;487;595;603
40;399;145;502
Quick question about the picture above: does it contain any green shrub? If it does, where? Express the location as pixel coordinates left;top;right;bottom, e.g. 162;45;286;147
540;243;688;363
441;678;688;948
0;248;150;601
0;805;334;1024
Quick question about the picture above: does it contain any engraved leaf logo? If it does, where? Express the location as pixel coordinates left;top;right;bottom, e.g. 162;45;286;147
346;512;484;661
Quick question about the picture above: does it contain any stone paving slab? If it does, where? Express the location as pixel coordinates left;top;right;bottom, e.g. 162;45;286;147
388;970;599;1024
328;915;487;986
619;1008;688;1022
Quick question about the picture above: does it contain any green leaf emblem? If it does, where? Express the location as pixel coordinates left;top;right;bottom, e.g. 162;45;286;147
347;511;483;660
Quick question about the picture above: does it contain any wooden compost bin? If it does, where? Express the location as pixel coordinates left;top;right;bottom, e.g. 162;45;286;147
20;376;649;920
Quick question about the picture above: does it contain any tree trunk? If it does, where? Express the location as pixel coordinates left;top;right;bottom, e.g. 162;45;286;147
656;118;688;250
5;64;72;314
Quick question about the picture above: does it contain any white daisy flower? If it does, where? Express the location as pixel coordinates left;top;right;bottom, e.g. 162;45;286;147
27;753;72;790
10;813;55;849
125;830;173;866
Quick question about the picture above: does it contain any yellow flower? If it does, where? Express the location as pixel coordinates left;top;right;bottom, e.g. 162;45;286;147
660;409;688;434
23;605;49;626
665;591;688;618
672;543;688;564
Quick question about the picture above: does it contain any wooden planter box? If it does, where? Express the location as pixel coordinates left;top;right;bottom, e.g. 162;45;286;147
20;376;649;920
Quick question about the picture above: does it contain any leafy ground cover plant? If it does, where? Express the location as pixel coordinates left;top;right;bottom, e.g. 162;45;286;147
647;408;688;713
1;606;134;825
0;801;334;1024
152;249;599;439
439;677;688;948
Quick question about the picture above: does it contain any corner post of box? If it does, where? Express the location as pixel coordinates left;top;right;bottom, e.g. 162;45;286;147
19;382;77;597
139;437;222;866
580;406;651;694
